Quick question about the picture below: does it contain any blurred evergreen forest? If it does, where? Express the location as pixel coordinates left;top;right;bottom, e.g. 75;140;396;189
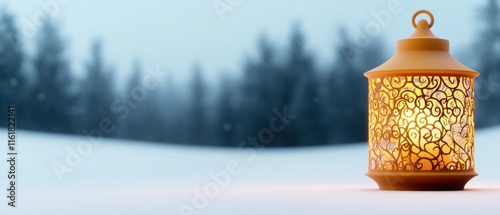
1;1;500;147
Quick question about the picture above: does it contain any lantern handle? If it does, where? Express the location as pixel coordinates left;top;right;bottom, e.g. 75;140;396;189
412;10;434;29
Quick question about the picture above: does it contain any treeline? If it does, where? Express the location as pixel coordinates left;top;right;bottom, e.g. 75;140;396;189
2;0;500;147
474;0;500;127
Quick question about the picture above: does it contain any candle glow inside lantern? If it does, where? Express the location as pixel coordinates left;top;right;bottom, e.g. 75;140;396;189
364;10;479;190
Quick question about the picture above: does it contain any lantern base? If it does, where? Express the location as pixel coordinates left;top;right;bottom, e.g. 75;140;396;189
366;170;477;191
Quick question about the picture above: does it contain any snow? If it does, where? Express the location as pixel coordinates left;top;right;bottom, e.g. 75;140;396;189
1;126;500;214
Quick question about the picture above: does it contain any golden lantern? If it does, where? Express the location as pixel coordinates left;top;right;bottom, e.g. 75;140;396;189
364;10;479;190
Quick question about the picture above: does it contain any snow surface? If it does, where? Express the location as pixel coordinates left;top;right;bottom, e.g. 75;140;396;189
1;126;499;215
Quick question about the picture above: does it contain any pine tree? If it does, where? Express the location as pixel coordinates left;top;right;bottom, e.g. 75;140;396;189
123;62;142;140
0;9;27;126
475;0;500;127
188;64;208;145
287;26;324;146
281;25;307;108
324;28;386;144
215;75;236;146
161;73;184;143
30;20;75;133
238;35;282;146
123;61;165;142
81;39;116;133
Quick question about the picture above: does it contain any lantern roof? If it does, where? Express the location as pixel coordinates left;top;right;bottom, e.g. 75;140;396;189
364;10;479;78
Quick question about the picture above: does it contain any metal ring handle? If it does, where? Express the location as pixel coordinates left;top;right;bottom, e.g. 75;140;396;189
412;10;434;28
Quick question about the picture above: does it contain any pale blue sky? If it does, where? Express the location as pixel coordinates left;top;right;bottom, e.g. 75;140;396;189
1;0;484;85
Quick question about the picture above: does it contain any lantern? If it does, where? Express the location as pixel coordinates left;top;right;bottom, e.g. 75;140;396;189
364;10;479;190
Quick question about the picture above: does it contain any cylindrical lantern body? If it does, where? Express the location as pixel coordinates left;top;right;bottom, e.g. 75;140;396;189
364;10;479;190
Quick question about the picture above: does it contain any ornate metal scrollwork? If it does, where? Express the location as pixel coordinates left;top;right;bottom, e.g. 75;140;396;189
368;75;475;171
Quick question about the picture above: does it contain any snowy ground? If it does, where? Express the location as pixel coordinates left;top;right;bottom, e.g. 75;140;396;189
1;126;499;214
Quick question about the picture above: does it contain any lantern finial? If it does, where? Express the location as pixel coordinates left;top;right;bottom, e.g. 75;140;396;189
412;10;434;29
